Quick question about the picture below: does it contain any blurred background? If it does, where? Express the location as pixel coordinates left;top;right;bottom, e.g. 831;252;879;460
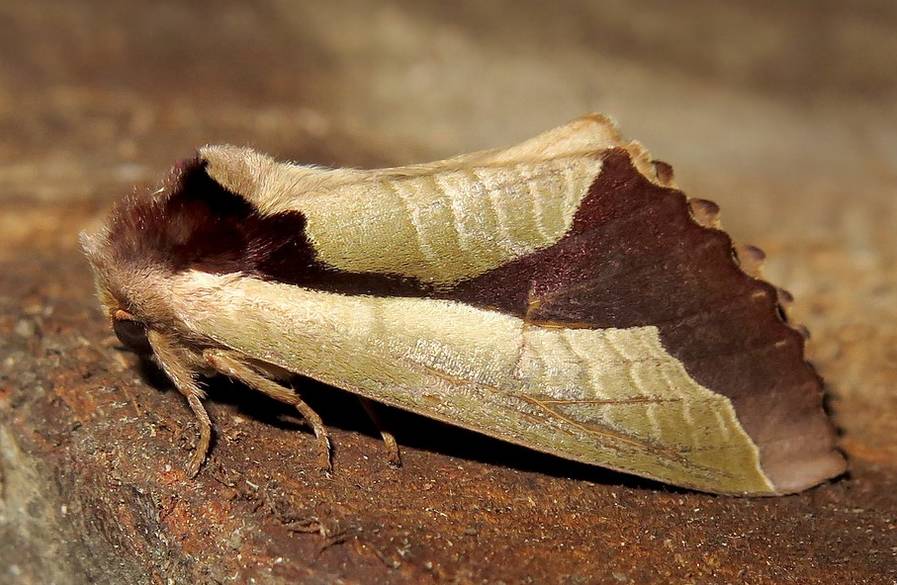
1;2;895;583
3;1;896;251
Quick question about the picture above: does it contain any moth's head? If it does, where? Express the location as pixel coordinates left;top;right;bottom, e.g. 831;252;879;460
81;227;165;355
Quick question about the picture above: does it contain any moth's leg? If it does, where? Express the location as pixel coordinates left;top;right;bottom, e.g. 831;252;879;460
147;330;212;477
203;349;332;473
357;397;401;467
181;394;212;477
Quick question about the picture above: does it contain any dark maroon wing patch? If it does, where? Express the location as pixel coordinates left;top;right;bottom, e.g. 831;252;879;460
448;149;845;492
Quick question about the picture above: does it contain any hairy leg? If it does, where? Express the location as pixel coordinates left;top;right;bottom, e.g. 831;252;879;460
147;330;211;477
203;349;332;473
358;397;401;467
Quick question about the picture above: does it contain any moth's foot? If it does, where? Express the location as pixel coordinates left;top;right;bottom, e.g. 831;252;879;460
202;349;331;475
381;431;402;468
184;393;212;478
356;397;401;467
186;447;205;478
312;428;332;477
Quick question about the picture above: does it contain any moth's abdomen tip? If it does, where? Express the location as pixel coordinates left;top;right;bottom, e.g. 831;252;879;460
765;437;848;495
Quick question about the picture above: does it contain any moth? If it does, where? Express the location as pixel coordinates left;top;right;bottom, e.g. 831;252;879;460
81;114;846;495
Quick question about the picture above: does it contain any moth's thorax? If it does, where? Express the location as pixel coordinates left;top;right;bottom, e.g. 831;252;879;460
82;158;258;335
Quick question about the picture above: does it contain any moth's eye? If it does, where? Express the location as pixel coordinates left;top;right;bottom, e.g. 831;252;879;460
113;315;152;354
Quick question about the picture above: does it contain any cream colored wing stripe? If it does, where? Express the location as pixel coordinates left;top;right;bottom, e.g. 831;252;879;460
179;273;775;494
379;178;441;267
468;167;521;257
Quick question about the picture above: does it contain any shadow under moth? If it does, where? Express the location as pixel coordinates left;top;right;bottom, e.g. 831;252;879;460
81;114;846;495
